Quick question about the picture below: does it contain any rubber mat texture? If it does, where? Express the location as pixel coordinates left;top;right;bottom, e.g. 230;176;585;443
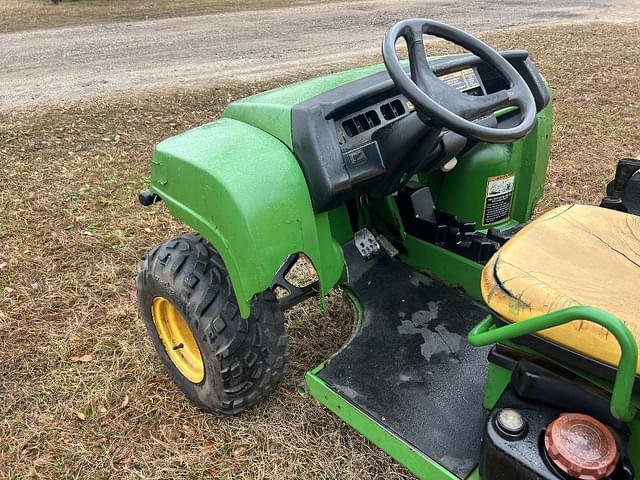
318;244;491;478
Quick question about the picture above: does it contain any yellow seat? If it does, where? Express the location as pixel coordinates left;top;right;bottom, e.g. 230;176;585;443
481;204;640;373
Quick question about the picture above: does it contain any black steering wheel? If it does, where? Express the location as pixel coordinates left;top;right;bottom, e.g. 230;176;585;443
382;19;537;143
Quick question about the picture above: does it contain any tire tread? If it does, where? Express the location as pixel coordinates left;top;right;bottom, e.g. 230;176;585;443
136;233;288;415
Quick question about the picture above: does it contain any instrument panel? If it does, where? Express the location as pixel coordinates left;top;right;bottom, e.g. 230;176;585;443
335;67;486;151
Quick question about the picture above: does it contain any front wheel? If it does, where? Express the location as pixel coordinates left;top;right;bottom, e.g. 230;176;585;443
136;233;288;415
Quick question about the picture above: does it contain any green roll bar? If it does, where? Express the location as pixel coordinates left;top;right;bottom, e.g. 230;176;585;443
468;306;638;422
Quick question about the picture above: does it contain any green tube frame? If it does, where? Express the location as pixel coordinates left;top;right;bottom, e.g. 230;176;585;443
468;306;638;422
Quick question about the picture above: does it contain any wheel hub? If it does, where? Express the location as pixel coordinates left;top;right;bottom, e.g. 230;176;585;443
151;297;204;383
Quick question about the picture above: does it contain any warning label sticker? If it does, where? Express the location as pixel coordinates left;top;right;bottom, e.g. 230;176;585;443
483;174;515;226
438;68;481;92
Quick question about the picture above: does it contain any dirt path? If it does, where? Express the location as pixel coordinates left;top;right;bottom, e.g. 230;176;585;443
1;0;639;112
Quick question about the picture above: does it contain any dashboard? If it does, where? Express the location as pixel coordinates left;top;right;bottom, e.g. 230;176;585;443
335;67;486;152
291;50;550;213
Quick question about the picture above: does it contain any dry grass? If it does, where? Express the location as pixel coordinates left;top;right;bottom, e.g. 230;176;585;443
0;0;325;33
1;22;640;480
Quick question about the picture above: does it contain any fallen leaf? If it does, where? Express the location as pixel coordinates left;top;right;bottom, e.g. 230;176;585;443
75;411;86;421
183;423;198;438
232;446;247;457
30;282;39;290
0;263;7;270
97;404;108;415
70;354;93;363
120;395;129;408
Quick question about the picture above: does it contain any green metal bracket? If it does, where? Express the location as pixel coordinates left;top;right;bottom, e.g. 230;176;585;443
468;306;638;422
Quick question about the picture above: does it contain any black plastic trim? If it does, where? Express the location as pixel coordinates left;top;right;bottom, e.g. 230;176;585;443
495;316;640;394
601;158;640;215
270;253;319;310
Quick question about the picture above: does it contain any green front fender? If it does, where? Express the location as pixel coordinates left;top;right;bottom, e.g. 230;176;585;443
150;117;344;318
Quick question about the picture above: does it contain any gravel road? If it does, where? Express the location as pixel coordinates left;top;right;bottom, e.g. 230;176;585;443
1;0;639;111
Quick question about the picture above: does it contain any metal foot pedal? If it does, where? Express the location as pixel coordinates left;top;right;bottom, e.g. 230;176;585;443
354;228;381;260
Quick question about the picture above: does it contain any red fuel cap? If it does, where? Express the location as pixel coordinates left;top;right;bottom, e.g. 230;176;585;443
544;413;619;480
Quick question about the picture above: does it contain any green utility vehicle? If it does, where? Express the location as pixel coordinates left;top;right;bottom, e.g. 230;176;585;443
136;19;640;479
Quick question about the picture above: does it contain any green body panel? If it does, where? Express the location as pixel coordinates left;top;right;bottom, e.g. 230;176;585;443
628;420;640;474
223;64;388;148
402;235;484;300
150;117;344;317
433;103;552;228
482;362;512;409
510;103;553;220
327;205;354;247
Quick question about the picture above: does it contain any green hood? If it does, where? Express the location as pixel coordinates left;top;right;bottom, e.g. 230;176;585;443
222;63;388;148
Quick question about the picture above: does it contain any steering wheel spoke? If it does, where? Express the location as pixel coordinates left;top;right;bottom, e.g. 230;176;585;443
458;89;514;121
400;23;432;93
382;19;538;143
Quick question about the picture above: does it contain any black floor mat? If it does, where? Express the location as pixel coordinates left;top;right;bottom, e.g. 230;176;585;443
318;243;491;479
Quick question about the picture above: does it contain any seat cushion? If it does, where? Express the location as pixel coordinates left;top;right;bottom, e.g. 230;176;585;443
481;204;640;372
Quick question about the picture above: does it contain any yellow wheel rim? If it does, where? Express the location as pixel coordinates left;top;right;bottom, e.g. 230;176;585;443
151;297;205;383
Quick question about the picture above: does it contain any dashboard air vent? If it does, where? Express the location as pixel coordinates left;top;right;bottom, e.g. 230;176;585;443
342;110;381;137
380;99;406;121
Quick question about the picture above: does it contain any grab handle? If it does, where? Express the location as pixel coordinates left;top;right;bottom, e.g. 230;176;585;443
468;306;637;422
